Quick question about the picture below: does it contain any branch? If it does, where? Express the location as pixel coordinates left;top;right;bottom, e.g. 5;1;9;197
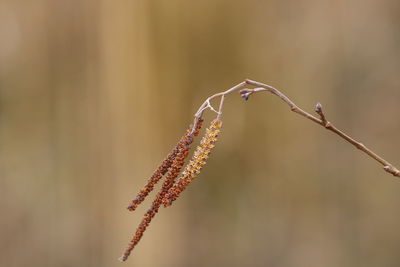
121;79;399;261
194;81;247;118
190;81;247;133
239;79;400;178
191;79;399;178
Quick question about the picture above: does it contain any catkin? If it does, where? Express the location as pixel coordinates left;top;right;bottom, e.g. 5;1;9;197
127;118;203;211
163;119;222;207
120;118;203;261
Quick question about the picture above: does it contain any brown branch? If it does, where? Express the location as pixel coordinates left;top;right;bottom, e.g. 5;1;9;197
240;79;400;178
120;79;399;262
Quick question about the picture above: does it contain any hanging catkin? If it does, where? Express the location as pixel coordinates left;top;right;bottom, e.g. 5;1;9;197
163;119;222;207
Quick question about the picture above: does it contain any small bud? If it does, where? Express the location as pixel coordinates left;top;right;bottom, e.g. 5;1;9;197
315;102;322;112
239;89;252;101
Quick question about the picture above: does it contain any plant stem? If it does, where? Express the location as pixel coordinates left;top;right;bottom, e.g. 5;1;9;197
243;79;400;177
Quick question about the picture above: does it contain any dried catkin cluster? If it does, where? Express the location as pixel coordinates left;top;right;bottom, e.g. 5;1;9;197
163;119;222;207
119;118;203;262
127;118;204;211
120;79;400;263
127;147;178;211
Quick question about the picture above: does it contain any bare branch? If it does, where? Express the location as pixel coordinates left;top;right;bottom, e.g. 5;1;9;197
121;79;399;261
191;79;399;178
242;79;400;178
194;81;247;118
191;81;247;133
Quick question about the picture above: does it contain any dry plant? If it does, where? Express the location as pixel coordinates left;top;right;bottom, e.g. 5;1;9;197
120;79;399;261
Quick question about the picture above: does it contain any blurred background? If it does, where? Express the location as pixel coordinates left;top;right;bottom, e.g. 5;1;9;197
1;1;400;266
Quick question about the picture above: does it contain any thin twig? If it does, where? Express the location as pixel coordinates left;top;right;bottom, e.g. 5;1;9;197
191;79;399;178
121;79;399;262
191;81;246;132
194;81;247;118
241;79;400;178
217;95;225;120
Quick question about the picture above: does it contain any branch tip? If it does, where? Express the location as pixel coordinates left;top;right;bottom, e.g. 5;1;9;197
237;80;399;180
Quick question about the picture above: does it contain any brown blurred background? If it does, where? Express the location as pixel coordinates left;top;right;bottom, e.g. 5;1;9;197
1;1;400;266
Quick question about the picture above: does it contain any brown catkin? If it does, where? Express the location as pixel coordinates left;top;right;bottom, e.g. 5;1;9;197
127;118;203;211
120;118;203;261
163;119;222;207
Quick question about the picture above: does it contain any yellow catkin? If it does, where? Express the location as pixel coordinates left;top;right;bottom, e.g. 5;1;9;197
163;119;222;207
